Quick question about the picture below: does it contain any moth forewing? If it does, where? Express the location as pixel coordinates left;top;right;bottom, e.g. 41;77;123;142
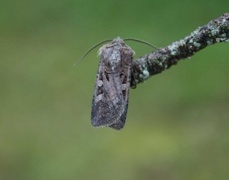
91;37;135;130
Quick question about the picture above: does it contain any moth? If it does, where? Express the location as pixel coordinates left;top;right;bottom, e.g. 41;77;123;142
91;37;135;130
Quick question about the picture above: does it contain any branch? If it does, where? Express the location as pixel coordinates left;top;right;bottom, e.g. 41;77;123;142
131;13;229;87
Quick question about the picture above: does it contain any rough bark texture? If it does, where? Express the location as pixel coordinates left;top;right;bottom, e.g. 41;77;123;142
131;13;229;87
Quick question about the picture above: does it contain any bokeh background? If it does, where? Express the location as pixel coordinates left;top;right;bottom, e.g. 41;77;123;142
1;0;229;179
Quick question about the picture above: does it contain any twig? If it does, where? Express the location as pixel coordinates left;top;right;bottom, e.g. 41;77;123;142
131;13;229;87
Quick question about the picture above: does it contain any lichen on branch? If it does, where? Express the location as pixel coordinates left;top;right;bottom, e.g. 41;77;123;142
131;13;229;87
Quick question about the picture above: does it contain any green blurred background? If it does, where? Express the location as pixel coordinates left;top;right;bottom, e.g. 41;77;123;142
0;0;229;179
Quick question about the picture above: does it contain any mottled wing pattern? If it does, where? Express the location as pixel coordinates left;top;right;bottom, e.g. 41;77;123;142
91;37;134;130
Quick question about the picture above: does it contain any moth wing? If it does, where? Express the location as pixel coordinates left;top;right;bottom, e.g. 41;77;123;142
91;60;124;128
108;65;132;130
91;38;134;130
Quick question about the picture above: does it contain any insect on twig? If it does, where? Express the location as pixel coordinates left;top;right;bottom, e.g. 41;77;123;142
91;37;134;130
90;37;158;130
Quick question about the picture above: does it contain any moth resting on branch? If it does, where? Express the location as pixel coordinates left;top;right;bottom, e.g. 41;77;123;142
91;13;229;130
91;38;134;130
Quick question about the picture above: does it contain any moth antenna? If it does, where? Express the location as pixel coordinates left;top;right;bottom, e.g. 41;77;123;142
124;38;159;50
73;39;112;67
